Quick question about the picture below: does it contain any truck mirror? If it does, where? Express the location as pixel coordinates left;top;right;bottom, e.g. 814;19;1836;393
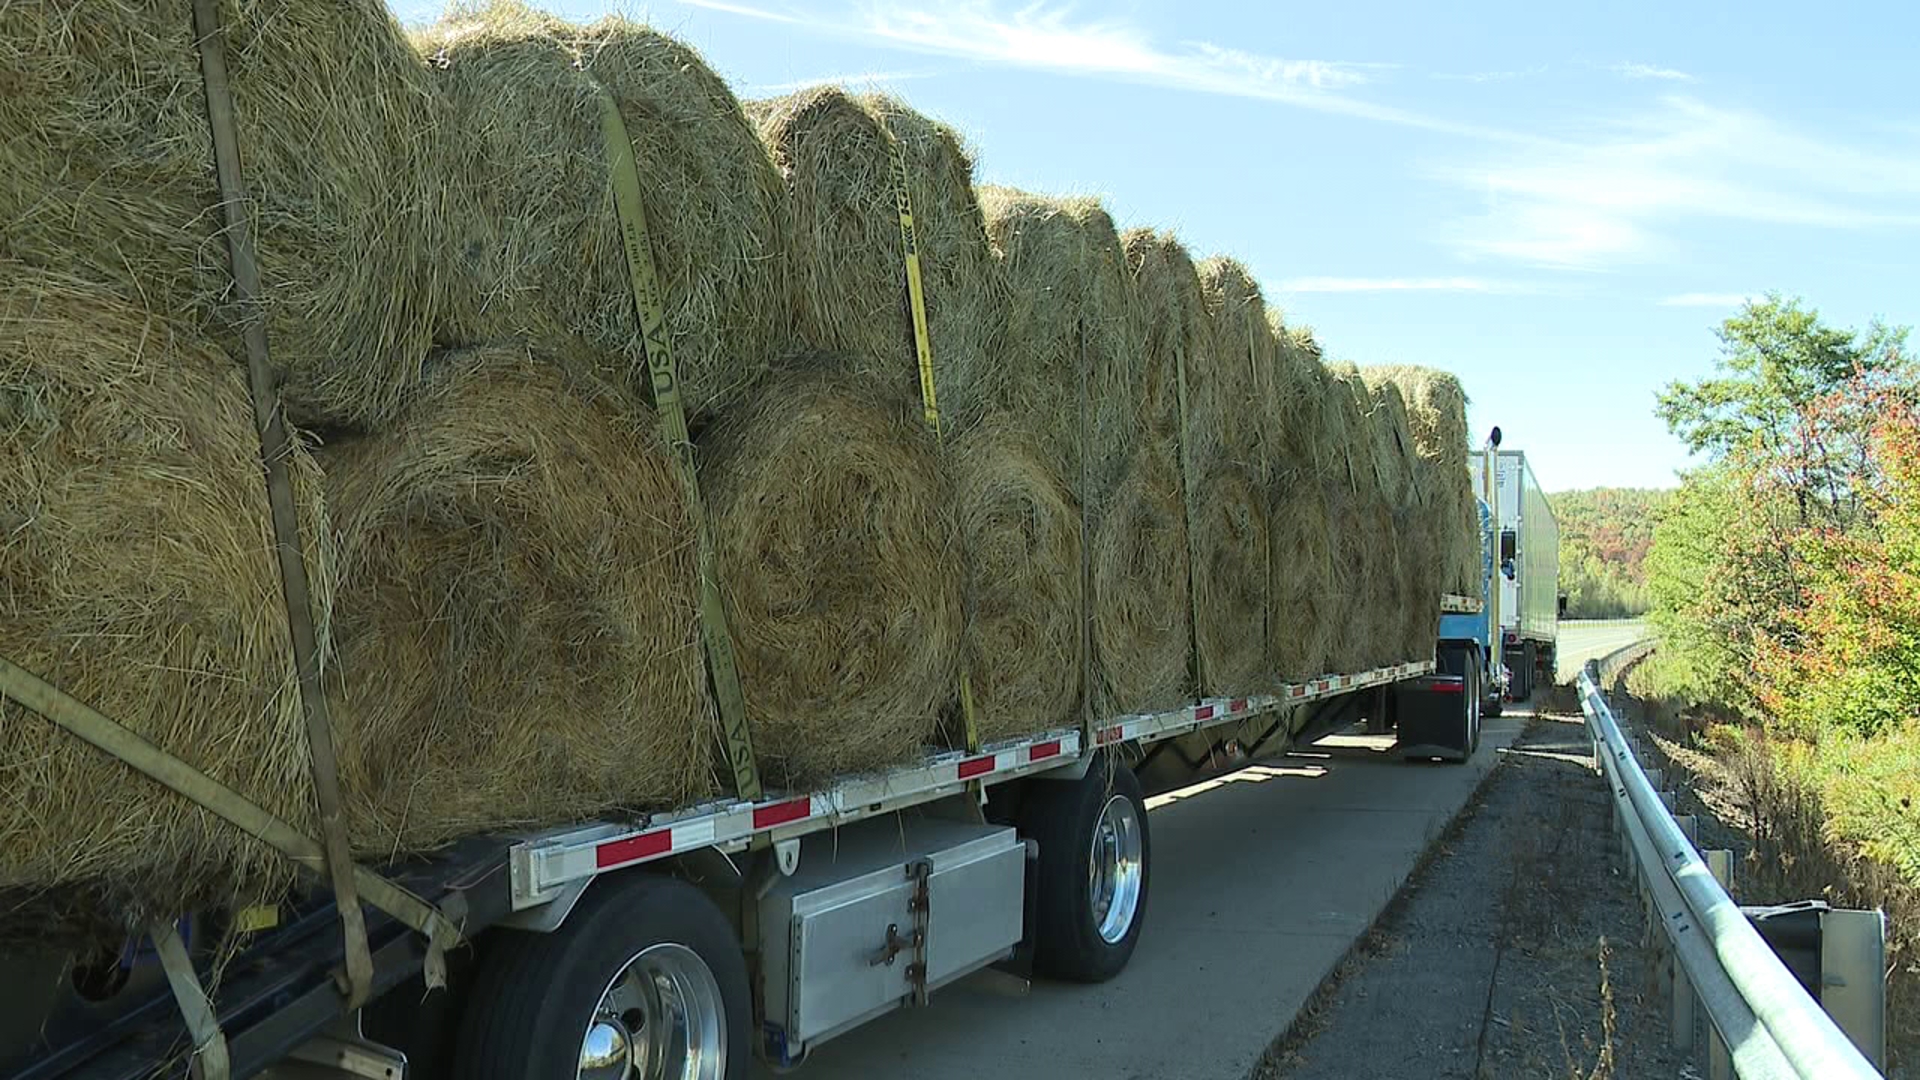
1489;425;1503;448
1499;529;1517;563
1558;594;1568;616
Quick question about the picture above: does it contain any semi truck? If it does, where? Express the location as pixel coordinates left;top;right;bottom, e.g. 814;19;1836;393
1467;445;1563;703
4;548;1519;1079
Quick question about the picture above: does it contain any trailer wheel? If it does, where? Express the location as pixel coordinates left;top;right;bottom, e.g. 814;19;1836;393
1020;756;1150;983
453;873;749;1080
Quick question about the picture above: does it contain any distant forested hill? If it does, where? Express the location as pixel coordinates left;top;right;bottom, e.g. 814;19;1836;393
1551;488;1670;618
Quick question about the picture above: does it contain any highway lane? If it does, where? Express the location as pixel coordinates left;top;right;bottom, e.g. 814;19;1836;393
1554;619;1649;682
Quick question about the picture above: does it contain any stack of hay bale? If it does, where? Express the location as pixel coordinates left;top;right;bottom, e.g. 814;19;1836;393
983;191;1189;719
1182;256;1278;696
1367;367;1481;601
1356;373;1439;665
0;0;1484;933
1265;318;1339;681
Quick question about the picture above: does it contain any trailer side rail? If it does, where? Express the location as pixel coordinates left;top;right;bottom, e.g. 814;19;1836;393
511;659;1434;908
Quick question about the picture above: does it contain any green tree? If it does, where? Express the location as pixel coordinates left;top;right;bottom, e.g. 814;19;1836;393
1657;294;1912;529
1647;297;1914;717
1552;487;1667;618
1753;399;1920;737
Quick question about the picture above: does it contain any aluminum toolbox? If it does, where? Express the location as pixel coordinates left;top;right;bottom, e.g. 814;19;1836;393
759;817;1027;1047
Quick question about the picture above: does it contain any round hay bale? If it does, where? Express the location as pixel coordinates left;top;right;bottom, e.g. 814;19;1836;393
979;188;1140;495
1365;366;1470;470
1091;439;1192;715
1364;365;1479;598
0;267;329;927
1122;230;1202;451
417;2;786;418
323;348;713;852
751;87;1007;431
1357;375;1435;664
700;367;964;786
1194;257;1281;474
1318;367;1386;672
0;0;449;429
953;419;1082;741
1188;463;1271;694
1266;322;1337;680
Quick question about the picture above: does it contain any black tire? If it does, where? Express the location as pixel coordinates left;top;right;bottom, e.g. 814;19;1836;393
1019;756;1151;983
1467;651;1483;755
453;873;750;1080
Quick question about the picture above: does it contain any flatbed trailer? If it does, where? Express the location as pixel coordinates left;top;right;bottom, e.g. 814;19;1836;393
4;653;1455;1080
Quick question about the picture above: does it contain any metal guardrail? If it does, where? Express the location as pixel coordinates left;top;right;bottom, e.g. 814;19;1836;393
1576;661;1883;1079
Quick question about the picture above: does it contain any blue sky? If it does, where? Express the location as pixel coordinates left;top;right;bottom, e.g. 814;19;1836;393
393;0;1920;490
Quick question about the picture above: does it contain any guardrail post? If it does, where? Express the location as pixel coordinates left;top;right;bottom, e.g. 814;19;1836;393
1672;949;1696;1054
1822;909;1888;1069
1705;848;1733;891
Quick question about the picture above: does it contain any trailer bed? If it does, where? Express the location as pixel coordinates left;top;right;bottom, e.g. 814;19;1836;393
8;657;1437;1080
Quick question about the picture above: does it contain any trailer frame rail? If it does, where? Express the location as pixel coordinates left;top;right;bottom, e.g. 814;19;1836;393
512;660;1434;908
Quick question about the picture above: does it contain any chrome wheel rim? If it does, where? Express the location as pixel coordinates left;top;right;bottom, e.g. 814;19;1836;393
1089;793;1145;944
579;942;726;1080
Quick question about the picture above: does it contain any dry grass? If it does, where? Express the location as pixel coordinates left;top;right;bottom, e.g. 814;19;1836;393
1358;374;1440;664
1;0;453;430
699;365;964;786
418;1;786;419
1683;729;1920;1070
1122;230;1203;458
952;419;1083;741
1128;238;1267;694
1317;368;1387;671
1090;438;1192;715
322;346;714;856
1366;365;1479;599
0;267;327;925
979;188;1137;495
751;86;1006;434
1268;319;1338;679
1194;257;1280;474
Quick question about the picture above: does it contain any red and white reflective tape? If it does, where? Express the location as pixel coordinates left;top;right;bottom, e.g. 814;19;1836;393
514;660;1438;908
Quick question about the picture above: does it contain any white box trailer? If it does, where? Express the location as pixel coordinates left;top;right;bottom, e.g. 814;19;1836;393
2;653;1462;1080
1468;448;1561;701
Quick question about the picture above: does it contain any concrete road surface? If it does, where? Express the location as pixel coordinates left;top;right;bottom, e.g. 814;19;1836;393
1554;619;1648;682
772;713;1528;1080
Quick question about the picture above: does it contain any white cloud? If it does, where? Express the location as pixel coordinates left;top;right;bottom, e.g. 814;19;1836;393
1659;292;1751;307
1434;66;1549;84
669;0;1526;139
674;0;804;24
748;70;932;95
1611;61;1696;82
1277;276;1535;294
1439;96;1920;269
857;5;1390;103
